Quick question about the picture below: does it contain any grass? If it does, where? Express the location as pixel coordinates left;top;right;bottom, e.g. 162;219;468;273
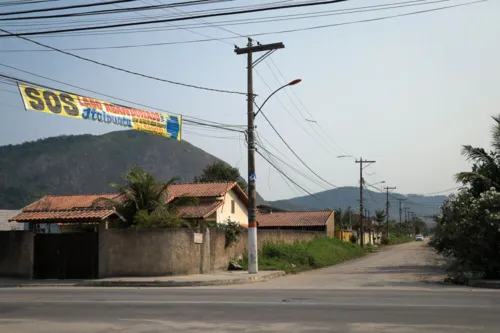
241;237;369;274
386;233;414;245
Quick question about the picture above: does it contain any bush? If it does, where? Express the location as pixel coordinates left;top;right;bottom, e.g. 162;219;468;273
432;188;500;279
246;237;365;274
381;237;389;245
210;219;244;248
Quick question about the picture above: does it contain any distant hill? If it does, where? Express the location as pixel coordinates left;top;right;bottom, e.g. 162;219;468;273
0;131;265;209
269;186;447;220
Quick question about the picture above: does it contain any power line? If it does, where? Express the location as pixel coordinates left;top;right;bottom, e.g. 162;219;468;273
0;0;349;36
0;66;245;131
0;28;247;95
255;135;332;191
254;70;339;156
0;0;231;20
0;1;481;49
256;149;334;209
267;56;350;156
0;0;432;33
255;101;339;189
0;0;64;7
0;0;139;16
262;58;345;155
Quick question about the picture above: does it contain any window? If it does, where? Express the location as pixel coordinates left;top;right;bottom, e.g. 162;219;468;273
231;200;235;214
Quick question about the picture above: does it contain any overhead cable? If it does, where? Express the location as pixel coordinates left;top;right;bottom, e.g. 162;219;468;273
0;65;245;130
0;0;139;16
0;0;349;36
0;28;247;95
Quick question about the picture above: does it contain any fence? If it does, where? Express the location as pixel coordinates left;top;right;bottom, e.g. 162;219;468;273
98;228;321;278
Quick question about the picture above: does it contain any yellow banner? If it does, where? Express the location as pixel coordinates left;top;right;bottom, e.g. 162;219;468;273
18;84;182;141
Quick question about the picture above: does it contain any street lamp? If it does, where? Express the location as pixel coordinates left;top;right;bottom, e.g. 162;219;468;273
337;155;353;159
247;78;301;274
254;79;301;118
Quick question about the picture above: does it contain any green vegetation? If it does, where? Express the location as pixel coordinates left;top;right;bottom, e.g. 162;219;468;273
242;237;367;274
195;161;247;192
95;167;196;229
0;131;267;209
431;116;500;279
386;233;414;245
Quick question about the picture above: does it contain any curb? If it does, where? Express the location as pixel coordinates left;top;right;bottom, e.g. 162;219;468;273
467;279;500;289
78;271;286;287
0;271;286;288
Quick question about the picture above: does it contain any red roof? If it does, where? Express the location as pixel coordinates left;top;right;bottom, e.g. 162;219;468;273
176;201;223;219
10;209;117;223
22;194;118;211
257;210;334;228
10;182;247;223
167;182;247;205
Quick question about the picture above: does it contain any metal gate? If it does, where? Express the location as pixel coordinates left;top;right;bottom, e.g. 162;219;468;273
33;232;98;279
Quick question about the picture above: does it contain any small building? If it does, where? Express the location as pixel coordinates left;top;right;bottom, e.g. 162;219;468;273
9;181;249;229
0;210;23;231
257;210;335;237
5;182;249;280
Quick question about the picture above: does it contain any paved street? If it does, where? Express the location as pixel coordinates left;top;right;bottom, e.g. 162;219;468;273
1;242;499;332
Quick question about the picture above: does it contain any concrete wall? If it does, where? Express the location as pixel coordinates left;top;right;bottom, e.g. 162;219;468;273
334;230;352;242
98;228;205;278
326;213;335;237
99;228;321;277
216;190;248;226
0;231;33;278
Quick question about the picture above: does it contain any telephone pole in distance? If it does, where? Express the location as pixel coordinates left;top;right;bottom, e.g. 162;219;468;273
384;186;396;237
235;38;284;274
395;198;407;228
355;158;376;247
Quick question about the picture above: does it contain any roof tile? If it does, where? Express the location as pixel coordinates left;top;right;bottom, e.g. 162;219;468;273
10;209;116;222
257;211;334;228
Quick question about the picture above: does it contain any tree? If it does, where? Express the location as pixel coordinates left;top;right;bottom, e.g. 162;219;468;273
431;116;500;279
195;162;247;192
374;209;386;234
455;116;500;195
94;167;195;228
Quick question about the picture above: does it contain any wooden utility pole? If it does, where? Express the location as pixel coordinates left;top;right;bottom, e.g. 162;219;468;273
395;198;407;229
235;39;284;274
355;158;376;247
384;186;396;237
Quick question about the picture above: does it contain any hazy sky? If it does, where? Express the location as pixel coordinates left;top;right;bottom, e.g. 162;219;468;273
0;0;498;201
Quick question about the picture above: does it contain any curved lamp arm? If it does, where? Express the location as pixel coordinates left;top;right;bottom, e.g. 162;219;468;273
254;79;301;118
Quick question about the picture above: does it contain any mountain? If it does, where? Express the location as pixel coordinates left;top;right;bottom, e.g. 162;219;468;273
0;130;265;209
269;186;447;220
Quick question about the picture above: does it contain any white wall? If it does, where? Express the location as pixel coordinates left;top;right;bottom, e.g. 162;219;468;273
0;210;23;231
216;190;248;226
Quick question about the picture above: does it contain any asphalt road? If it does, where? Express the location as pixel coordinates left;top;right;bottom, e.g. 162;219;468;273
1;242;499;332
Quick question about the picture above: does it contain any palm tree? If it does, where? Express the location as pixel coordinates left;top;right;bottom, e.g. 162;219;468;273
94;167;196;228
455;116;500;194
374;209;386;235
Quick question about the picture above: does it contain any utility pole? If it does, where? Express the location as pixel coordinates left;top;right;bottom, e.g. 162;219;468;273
355;158;376;247
235;38;284;274
395;198;407;229
384;186;396;238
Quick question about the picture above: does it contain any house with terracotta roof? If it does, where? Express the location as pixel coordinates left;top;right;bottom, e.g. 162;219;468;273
9;181;248;228
257;210;335;237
